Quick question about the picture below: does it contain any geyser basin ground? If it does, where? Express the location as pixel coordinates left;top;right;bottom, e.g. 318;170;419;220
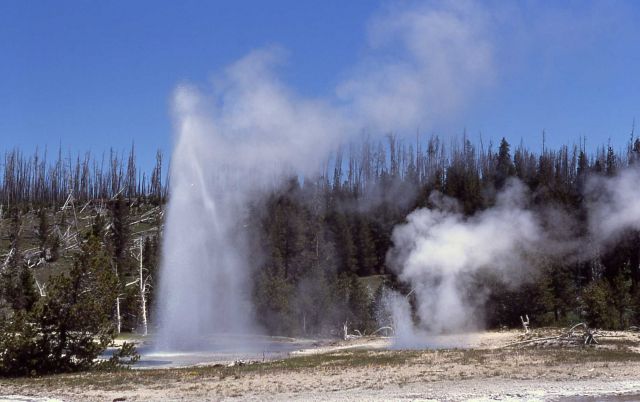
7;329;640;401
112;330;545;369
110;334;325;369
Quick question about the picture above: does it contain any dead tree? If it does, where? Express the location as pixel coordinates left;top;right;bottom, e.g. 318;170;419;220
35;278;46;297
568;322;598;345
520;315;530;334
504;322;600;348
126;237;151;336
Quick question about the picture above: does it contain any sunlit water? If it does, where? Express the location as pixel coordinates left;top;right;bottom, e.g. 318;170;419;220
106;334;319;369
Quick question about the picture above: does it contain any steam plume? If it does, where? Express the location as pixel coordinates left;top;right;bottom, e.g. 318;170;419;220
387;180;543;345
587;166;640;244
156;2;497;349
386;166;640;347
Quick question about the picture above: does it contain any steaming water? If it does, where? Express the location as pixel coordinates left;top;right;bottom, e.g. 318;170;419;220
134;335;315;369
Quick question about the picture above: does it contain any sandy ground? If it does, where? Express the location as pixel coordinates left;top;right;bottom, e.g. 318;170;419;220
2;329;640;401
291;330;521;356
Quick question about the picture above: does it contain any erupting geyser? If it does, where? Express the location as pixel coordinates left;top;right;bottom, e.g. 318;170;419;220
155;2;498;350
155;90;256;350
154;52;349;350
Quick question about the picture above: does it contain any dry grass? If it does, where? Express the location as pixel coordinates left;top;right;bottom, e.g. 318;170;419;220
2;330;639;401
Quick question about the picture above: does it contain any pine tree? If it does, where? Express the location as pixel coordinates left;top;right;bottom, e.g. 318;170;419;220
576;150;589;191
0;235;120;375
582;280;618;329
41;234;119;369
495;138;516;189
107;195;132;332
108;195;132;275
331;213;357;274
1;208;34;312
355;217;377;276
142;235;159;317
36;208;49;252
606;145;617;176
540;263;576;324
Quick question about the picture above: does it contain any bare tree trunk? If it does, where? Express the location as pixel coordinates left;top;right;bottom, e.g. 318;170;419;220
126;237;149;336
138;238;148;336
115;263;122;334
520;314;530;334
35;278;47;297
116;296;122;334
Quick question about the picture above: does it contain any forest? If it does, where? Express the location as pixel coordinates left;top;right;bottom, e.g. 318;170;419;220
0;134;639;375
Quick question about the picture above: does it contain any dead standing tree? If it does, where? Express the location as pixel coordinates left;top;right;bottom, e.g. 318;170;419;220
126;237;151;336
520;314;530;334
58;192;82;252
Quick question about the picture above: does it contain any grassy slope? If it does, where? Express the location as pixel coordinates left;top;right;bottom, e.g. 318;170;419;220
0;202;162;291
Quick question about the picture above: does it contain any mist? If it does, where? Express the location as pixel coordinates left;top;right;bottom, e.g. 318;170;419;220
156;2;495;350
386;180;545;345
154;0;640;350
155;55;348;349
385;164;640;347
586;166;640;245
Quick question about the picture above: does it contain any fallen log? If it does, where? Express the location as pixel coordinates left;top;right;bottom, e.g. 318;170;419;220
502;336;560;348
502;322;600;348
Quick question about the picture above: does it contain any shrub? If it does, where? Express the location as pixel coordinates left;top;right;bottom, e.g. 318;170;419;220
582;280;618;329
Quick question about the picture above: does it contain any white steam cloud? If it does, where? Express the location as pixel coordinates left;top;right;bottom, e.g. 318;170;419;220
157;2;496;349
587;167;640;244
156;51;348;349
386;167;640;348
337;1;493;132
387;180;544;346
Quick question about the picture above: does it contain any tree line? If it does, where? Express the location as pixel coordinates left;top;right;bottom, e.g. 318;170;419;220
1;145;167;207
1;133;640;375
251;133;640;335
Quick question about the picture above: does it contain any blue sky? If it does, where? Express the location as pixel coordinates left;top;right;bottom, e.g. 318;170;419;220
1;1;640;169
